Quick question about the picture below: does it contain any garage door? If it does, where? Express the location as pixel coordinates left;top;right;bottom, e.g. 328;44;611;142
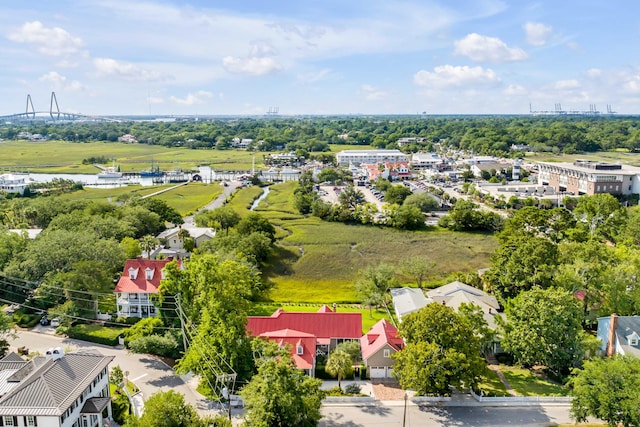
369;367;386;378
386;367;394;378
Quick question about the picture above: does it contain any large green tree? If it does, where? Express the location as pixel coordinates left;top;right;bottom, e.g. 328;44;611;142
570;356;640;427
393;303;486;395
160;254;261;383
123;390;223;427
240;341;324;427
499;287;589;378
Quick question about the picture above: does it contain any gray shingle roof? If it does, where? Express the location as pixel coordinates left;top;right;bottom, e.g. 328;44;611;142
81;397;111;414
0;351;113;416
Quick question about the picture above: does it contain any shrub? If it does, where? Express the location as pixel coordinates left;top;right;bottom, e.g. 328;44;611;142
344;383;362;395
66;324;126;346
128;333;180;358
123;317;164;346
12;310;40;328
324;386;344;396
111;393;131;425
115;316;142;326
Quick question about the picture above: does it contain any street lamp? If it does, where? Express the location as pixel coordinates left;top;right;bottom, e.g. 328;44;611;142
402;392;408;427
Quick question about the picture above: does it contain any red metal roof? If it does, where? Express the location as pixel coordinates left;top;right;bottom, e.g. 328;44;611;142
257;329;316;370
360;319;404;361
247;309;362;340
114;259;176;294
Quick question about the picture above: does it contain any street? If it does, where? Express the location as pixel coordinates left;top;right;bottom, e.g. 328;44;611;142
9;330;583;426
8;330;212;414
321;403;575;427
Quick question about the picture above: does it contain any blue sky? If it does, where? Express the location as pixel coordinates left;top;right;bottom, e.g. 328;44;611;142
1;0;639;115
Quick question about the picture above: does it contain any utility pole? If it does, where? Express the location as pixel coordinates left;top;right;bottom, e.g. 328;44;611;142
176;294;188;352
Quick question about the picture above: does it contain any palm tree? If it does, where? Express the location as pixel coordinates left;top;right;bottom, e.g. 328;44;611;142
139;235;158;259
325;349;353;389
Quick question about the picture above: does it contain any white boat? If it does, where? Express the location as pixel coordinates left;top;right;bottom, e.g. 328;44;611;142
97;164;122;179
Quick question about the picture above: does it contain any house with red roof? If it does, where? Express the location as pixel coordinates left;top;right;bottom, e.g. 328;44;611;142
246;306;362;375
362;161;411;182
360;319;404;379
114;258;175;318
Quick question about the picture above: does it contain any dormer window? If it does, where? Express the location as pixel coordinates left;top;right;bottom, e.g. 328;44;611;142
297;345;304;355
145;268;154;280
128;268;138;279
161;269;166;280
628;331;640;346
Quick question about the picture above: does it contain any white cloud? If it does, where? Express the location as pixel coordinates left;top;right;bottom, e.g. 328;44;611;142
168;91;214;106
504;84;527;96
360;84;388;101
586;68;602;78
523;22;553;46
296;69;333;85
414;65;501;88
553;79;581;90
39;71;86;91
7;21;84;56
93;58;167;81
222;56;282;76
454;33;528;63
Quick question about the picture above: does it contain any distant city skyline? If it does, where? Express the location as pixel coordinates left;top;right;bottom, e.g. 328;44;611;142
1;1;639;116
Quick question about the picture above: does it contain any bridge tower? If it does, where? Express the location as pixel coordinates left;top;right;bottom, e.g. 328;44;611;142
50;91;60;120
25;94;35;119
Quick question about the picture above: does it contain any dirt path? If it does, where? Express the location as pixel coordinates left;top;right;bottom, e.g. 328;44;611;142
487;364;517;396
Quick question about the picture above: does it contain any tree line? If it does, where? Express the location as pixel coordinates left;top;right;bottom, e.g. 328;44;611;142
3;115;640;155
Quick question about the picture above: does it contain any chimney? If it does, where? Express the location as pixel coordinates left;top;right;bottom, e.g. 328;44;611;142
606;313;619;357
45;347;65;361
333;303;337;312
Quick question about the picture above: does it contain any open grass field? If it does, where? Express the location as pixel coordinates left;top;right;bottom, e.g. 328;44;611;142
499;366;568;396
58;182;223;216
526;150;640;166
253;182;498;303
0;140;267;173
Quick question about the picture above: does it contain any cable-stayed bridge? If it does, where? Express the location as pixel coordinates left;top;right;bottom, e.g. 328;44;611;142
0;92;121;123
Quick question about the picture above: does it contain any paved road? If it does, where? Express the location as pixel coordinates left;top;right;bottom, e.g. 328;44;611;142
183;180;242;226
321;403;575;427
9;331;209;413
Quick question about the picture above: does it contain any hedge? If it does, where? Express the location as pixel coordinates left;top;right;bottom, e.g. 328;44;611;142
66;324;127;346
12;310;41;328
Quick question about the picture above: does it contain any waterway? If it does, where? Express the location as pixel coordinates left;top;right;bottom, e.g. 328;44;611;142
250;187;270;210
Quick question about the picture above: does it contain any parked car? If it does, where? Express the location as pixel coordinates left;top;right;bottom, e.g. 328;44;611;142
39;315;50;326
50;318;60;327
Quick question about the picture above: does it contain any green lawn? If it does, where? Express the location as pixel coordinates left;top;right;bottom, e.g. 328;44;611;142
150;182;222;216
0;140;268;173
477;369;510;397
499;366;568;396
58;182;222;216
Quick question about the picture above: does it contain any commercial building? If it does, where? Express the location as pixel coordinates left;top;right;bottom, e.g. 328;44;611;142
336;150;408;167
537;160;640;196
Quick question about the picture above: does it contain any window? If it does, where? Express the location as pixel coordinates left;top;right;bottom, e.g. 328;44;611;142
25;416;37;426
631;338;638;346
145;268;154;280
296;345;304;355
383;349;390;358
128;267;138;279
3;417;15;426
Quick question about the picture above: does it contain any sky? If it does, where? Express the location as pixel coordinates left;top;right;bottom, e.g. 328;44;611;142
1;0;639;116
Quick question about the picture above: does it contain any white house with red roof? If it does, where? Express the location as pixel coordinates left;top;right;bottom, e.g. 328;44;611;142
114;258;175;318
362;162;411;182
246;306;362;376
360;319;404;379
